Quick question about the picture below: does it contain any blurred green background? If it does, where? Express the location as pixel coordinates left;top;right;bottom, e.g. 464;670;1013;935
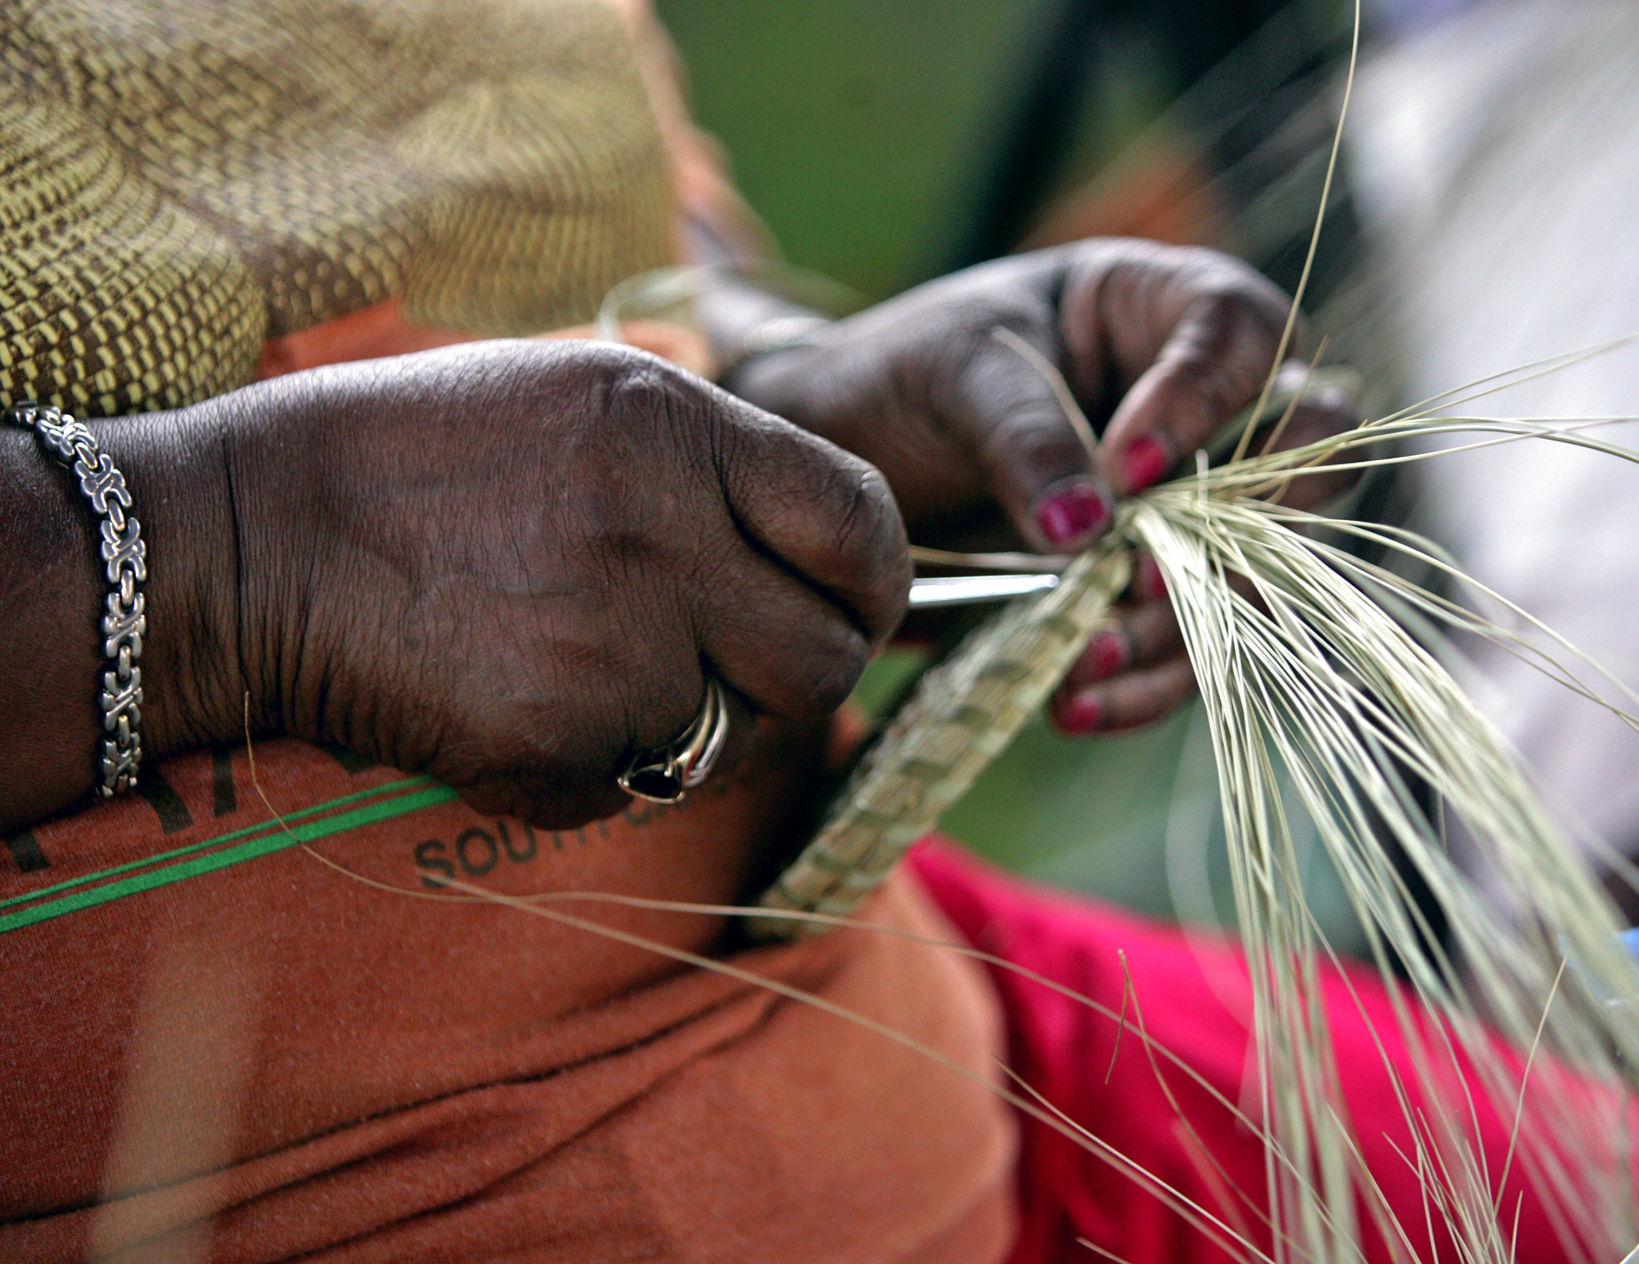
654;0;1354;925
655;0;1348;297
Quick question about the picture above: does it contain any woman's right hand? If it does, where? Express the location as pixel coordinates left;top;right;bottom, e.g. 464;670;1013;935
164;340;909;830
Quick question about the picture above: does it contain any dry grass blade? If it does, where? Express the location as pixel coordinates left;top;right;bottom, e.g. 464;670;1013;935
1131;450;1639;1261
593;14;1639;1244
751;360;1639;1259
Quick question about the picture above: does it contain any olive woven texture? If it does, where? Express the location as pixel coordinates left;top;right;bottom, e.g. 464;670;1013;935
1;0;674;416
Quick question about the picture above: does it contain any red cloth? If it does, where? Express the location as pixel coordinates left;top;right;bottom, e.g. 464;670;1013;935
909;838;1628;1264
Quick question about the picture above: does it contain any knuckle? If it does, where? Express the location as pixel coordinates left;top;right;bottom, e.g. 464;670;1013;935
833;462;900;552
1177;247;1291;317
793;626;871;715
601;353;695;423
572;341;654;398
1160;322;1276;418
1154;352;1247;422
931;303;1052;401
1102;243;1291;339
1192;286;1286;352
964;296;1049;345
581;345;719;447
1271;365;1358;430
982;409;1088;477
822;462;910;596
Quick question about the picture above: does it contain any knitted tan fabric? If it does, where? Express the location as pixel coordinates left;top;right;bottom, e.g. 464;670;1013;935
1;0;674;416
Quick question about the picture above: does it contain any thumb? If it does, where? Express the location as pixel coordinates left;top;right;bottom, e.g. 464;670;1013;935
940;328;1113;553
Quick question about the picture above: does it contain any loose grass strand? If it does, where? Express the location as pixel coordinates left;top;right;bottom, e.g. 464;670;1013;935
1126;467;1639;1262
255;356;1639;1259
936;323;1639;1260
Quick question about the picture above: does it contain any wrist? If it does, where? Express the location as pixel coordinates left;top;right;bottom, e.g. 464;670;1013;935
96;401;252;759
0;400;249;832
715;313;830;395
681;262;828;388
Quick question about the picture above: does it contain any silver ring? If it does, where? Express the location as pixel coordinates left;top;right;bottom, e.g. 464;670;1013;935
617;677;730;804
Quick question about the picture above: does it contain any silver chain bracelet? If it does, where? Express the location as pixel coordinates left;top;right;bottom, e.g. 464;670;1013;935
8;401;147;796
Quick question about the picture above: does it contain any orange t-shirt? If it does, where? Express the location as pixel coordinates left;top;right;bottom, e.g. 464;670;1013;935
2;1;1016;1253
1;302;1017;1262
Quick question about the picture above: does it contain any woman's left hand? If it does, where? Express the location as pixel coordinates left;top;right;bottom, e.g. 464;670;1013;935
727;239;1359;735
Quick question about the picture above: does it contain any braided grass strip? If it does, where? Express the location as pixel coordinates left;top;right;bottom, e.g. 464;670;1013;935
750;545;1132;939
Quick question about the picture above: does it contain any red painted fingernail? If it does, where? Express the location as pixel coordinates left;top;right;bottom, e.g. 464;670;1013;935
1057;690;1105;736
1136;554;1167;603
1122;435;1172;493
1035;482;1111;549
1086;631;1128;681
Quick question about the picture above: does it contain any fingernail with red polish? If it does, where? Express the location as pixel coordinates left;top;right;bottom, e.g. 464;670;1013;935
1136;554;1167;603
1122;435;1173;493
1057;690;1105;736
1035;481;1111;549
1086;631;1128;681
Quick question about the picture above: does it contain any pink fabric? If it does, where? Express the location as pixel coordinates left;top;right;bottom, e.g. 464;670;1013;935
909;838;1627;1264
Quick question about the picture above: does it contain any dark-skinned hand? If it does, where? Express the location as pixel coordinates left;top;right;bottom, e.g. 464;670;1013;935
225;341;910;827
727;239;1360;737
0;340;909;836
